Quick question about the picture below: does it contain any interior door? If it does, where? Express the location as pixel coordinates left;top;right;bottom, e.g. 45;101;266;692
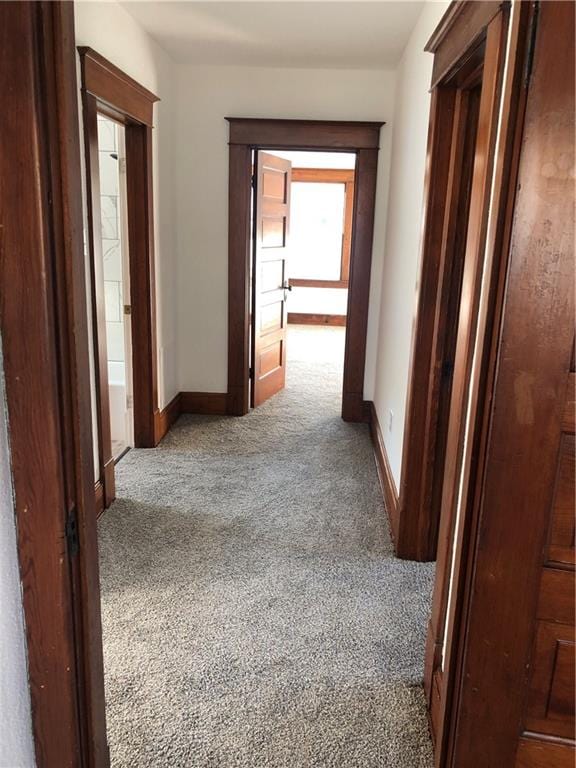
251;151;292;407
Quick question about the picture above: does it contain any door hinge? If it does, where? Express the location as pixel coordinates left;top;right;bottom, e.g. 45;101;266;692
251;174;255;189
65;509;79;558
249;366;254;379
524;2;540;87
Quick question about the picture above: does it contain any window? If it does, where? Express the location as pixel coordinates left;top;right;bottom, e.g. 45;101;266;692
289;169;354;288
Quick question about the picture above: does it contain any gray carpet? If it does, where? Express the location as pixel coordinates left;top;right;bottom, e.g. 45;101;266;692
98;326;435;767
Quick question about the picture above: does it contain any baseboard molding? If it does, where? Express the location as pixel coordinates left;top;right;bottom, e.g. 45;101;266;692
180;391;229;415
365;401;400;543
154;392;182;443
287;312;346;326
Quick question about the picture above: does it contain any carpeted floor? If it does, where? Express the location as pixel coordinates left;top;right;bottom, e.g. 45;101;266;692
98;325;436;767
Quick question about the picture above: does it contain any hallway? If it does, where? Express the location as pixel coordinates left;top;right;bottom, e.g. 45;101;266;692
98;326;435;766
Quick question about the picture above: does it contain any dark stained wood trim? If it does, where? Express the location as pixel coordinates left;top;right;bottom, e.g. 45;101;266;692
154;392;182;443
341;147;380;422
180;392;229;416
515;736;575;768
81;91;116;509
426;0;505;88
78;46;158;125
226;120;381;423
1;2;108;764
227;143;253;416
432;11;511;764
446;3;576;765
125;122;158;448
366;402;400;542
397;86;457;561
289;279;349;289
287;313;346;326
226;118;384;150
79;48;160;455
292;168;354;183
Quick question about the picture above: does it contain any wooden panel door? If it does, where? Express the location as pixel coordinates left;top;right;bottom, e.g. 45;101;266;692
251;152;291;407
517;346;575;765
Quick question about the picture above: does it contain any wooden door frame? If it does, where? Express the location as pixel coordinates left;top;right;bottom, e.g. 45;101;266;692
226;118;383;422
444;2;575;764
1;3;108;764
394;0;514;561
78;47;160;511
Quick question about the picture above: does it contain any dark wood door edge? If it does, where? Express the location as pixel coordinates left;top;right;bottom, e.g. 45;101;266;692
365;401;400;542
287;313;346;326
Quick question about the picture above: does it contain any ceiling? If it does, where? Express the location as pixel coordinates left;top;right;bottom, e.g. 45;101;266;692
119;1;425;69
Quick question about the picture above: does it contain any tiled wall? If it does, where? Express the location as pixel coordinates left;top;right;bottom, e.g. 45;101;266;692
97;117;125;385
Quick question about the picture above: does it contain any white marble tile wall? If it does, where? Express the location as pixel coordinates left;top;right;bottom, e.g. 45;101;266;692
98;117;124;367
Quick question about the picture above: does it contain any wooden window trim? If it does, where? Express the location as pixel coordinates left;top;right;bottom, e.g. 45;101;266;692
289;167;355;287
78;47;160;512
226;118;383;422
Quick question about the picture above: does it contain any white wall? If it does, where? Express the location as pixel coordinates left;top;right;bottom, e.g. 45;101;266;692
0;342;35;768
372;1;449;490
75;0;179;408
174;65;396;392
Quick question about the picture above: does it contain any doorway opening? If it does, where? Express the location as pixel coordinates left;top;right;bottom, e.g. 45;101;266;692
79;47;160;513
250;149;356;411
226;118;383;422
96;115;134;462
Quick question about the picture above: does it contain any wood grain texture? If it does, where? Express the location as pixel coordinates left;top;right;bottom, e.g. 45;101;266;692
341;148;379;422
79;48;160;452
180;392;229;415
447;4;575;765
426;0;503;88
287;313;346;327
366;402;399;542
154;392;182;443
288;279;349;289
1;3;108;764
398;85;457;561
78;46;158;125
516;736;575;768
226;118;384;149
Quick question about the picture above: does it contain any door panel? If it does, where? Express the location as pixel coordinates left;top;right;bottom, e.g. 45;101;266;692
252;152;291;407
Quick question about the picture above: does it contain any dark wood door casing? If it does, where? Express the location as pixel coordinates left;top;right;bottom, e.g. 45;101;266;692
396;0;508;562
78;47;160;513
1;3;108;764
226;118;383;422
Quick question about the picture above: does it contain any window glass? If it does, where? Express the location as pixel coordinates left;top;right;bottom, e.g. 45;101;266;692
289;182;345;280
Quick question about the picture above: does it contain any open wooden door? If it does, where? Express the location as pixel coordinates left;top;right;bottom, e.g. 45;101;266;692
251;151;292;407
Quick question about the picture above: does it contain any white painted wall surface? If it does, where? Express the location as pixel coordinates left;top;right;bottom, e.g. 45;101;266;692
174;65;395;393
75;0;179;408
0;342;35;768
372;1;450;489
